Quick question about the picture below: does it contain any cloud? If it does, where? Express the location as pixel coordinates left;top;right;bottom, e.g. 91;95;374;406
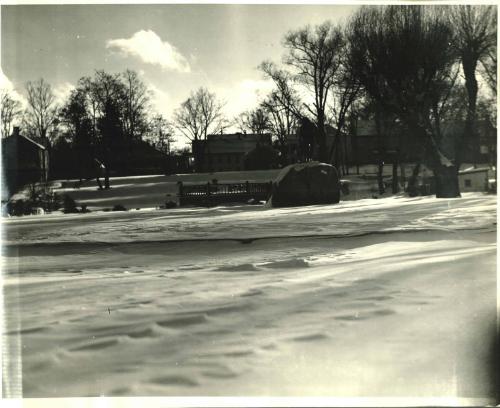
53;82;75;106
0;70;27;107
106;30;191;73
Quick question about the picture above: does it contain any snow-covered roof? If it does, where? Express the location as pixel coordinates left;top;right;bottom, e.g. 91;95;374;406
19;134;46;150
458;167;489;175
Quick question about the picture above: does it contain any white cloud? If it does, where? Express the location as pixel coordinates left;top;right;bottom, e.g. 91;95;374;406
106;30;191;73
53;82;75;106
0;69;27;108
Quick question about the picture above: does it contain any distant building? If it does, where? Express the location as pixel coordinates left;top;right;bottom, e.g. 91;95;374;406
458;167;489;192
440;120;496;164
2;127;49;197
193;133;272;172
350;119;420;166
349;118;496;167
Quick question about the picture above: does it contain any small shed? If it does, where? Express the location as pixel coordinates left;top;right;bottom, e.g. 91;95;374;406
458;167;489;192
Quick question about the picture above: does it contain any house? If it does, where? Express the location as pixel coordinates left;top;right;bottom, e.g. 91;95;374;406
350;118;495;168
350;119;421;166
440;120;496;164
458;167;489;192
2;127;49;198
192;133;272;172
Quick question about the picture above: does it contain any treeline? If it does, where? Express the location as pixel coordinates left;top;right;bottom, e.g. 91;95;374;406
2;69;178;188
1;5;497;197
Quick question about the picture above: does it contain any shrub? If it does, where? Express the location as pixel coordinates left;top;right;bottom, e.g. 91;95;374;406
80;204;91;213
165;201;177;209
7;199;30;216
112;204;127;211
244;145;280;170
63;195;79;214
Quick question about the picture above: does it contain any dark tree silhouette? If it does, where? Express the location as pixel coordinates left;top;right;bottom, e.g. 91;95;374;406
1;89;22;138
174;87;225;172
146;114;175;154
24;78;58;147
450;5;497;165
283;21;344;162
122;69;151;141
349;6;460;197
260;62;302;164
237;107;271;135
60;88;93;181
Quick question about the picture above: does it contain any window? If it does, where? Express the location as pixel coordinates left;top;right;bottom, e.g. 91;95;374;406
464;179;472;187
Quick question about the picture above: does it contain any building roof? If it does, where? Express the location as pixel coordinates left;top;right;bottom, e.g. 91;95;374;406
356;119;495;138
207;133;271;141
2;132;47;150
203;133;272;154
459;167;489;175
19;134;46;150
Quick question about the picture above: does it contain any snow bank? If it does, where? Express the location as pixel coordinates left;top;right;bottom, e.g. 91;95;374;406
3;193;495;246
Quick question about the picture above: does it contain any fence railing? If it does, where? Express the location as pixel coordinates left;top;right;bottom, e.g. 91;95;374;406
177;181;273;206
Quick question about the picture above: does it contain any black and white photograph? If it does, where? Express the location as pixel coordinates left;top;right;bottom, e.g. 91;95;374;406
1;2;498;405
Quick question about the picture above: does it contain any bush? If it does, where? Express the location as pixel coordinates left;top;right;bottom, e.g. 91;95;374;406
112;204;127;211
80;204;91;213
7;199;30;216
7;183;62;216
244;145;280;170
63;195;79;214
165;201;177;209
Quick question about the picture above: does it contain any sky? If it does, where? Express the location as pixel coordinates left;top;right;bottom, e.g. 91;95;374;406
1;4;357;145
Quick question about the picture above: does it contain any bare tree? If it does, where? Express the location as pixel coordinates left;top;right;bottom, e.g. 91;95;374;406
260;61;302;163
174;87;225;171
282;21;345;161
122;69;151;140
1;89;22;138
24;78;58;147
60;88;94;181
174;87;224;141
450;5;497;164
85;70;127;188
480;48;497;96
146;114;175;154
237;107;271;135
349;6;459;197
327;42;362;173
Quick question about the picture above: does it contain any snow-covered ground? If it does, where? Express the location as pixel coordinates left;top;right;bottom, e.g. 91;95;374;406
43;170;282;210
1;193;497;403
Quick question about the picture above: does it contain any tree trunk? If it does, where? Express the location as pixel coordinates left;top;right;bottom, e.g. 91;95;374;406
192;140;206;173
392;159;399;194
377;161;385;195
104;164;110;189
461;55;479;166
408;163;421;197
434;165;460;198
399;162;406;190
316;125;328;162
